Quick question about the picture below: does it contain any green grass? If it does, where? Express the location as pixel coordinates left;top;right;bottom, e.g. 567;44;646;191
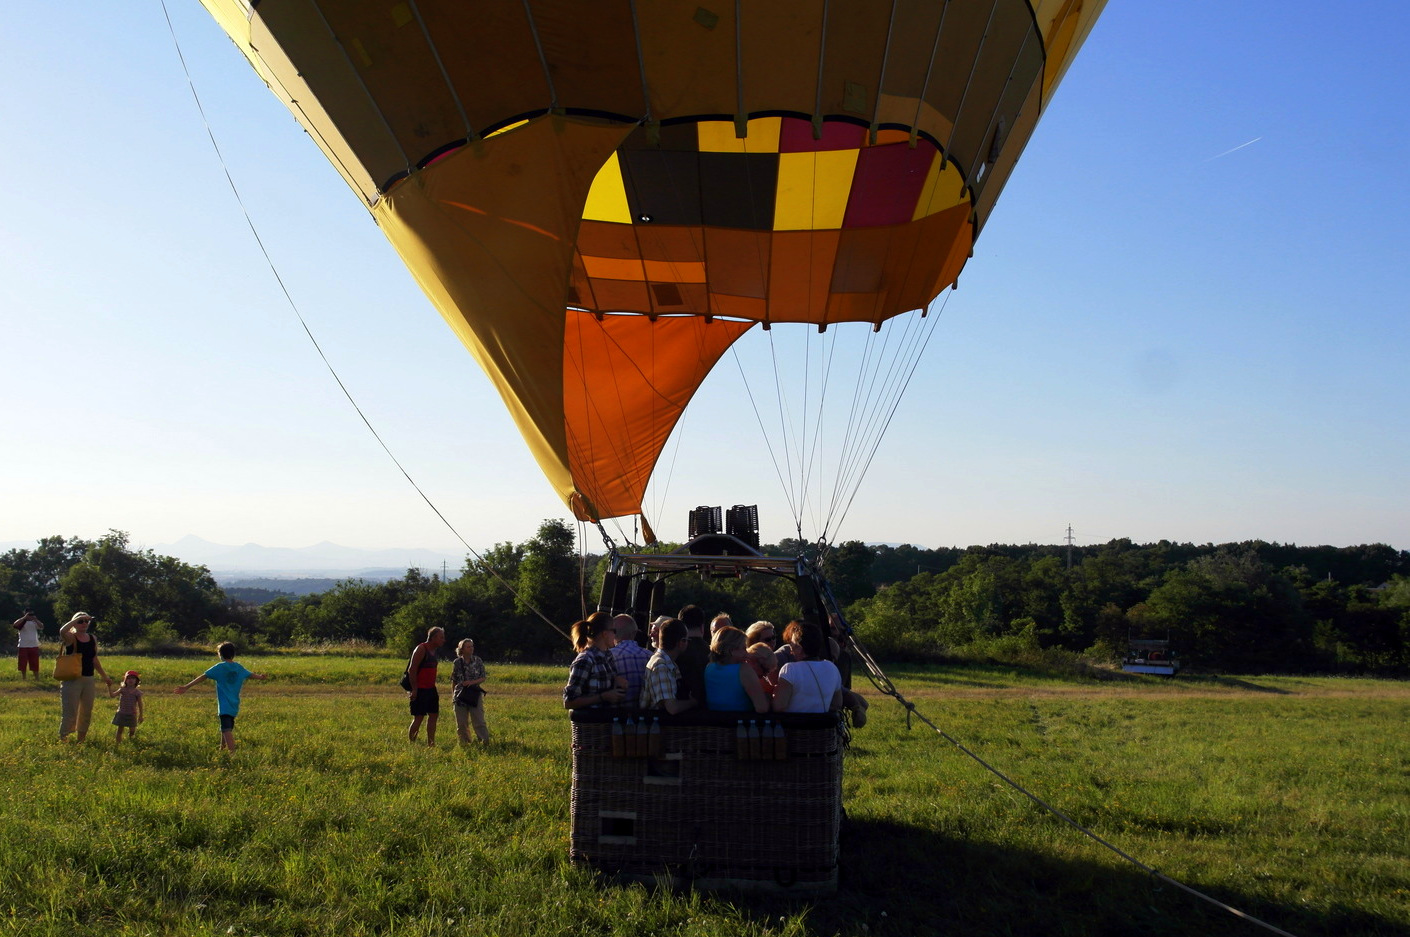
1;658;1406;937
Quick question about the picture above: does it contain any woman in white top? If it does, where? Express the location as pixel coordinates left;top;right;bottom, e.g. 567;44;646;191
772;621;842;714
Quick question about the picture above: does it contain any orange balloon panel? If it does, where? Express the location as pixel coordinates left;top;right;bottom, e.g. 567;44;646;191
563;312;753;521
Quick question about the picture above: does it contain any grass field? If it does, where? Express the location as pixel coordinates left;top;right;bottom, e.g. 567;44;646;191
1;655;1406;937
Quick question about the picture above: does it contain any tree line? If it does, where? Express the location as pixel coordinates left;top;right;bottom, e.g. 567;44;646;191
4;529;1407;675
836;539;1409;675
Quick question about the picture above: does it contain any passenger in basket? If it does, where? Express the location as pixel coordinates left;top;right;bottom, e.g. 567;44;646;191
609;614;652;708
646;613;671;650
745;642;779;698
828;612;869;728
674;605;709;704
775;618;842;669
745;620;778;650
703;626;770;714
772;621;843;714
639;619;697;715
563;612;626;710
710;612;733;635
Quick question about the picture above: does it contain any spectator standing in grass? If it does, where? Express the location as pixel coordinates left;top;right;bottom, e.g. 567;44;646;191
13;610;43;680
451;637;490;744
563;612;625;710
175;641;268;751
404;627;445;747
109;670;144;743
639;619;697;715
609;614;651;708
58;612;112;741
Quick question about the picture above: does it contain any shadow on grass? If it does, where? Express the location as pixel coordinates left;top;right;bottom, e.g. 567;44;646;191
1182;675;1292;695
719;818;1398;937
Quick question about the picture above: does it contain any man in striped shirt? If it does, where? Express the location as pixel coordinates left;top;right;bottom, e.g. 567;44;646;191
639;619;697;715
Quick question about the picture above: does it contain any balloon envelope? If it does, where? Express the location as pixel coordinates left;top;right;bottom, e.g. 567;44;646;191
201;0;1104;523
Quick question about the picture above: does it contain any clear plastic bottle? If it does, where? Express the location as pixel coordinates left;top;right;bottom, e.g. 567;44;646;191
610;716;625;757
735;719;747;759
648;716;662;757
772;720;787;760
748;719;762;760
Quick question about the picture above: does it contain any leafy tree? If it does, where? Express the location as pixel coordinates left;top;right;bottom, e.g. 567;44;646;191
821;540;876;606
516;519;580;629
51;531;227;643
1143;550;1312;672
0;535;95;623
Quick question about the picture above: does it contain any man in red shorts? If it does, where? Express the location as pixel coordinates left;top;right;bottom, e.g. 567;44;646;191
13;611;42;679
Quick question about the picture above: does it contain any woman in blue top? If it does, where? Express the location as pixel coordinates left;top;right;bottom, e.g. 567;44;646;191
703;626;769;713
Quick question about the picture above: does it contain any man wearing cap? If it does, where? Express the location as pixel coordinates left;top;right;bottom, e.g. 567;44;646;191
646;614;670;650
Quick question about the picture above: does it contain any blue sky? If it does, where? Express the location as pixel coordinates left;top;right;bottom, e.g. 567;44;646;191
4;2;1407;557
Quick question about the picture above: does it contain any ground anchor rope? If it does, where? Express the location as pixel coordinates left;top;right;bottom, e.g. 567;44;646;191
846;635;1301;937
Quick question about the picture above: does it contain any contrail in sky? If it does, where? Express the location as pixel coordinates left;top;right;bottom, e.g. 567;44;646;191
1204;137;1262;161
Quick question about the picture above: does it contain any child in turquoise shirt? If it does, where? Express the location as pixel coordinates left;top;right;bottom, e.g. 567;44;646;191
176;641;268;751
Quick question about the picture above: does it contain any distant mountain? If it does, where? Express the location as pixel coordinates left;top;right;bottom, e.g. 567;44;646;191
152;535;467;579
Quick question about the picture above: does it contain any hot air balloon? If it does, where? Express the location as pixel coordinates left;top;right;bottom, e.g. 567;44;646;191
199;0;1103;533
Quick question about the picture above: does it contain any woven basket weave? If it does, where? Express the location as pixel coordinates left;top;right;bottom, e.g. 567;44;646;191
569;709;844;892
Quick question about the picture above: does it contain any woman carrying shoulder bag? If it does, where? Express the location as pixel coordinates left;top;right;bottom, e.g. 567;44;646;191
771;621;843;714
58;612;112;741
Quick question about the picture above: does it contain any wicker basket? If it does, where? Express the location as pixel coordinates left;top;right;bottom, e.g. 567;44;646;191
569;709;844;892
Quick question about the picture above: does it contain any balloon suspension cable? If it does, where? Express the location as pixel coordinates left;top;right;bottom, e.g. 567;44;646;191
842;630;1302;937
595;522;619;562
155;1;575;642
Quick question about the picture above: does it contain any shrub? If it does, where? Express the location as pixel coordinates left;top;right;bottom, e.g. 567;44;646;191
199;624;245;648
140;620;181;652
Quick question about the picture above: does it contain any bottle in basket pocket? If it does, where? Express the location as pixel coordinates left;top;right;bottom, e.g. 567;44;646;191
648;716;662;757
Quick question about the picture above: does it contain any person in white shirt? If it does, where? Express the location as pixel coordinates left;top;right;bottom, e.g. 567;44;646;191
772;621;843;714
13;611;42;679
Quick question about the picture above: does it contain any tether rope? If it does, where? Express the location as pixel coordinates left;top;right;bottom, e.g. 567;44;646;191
158;0;570;642
845;634;1301;937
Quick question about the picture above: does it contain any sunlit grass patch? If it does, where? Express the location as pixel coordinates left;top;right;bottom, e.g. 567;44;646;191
0;660;1406;936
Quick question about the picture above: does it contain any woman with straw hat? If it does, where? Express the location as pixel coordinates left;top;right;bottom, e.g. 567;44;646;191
58;612;112;741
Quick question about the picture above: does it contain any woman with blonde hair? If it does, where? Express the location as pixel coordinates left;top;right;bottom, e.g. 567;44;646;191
451;637;490;743
703;625;769;713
